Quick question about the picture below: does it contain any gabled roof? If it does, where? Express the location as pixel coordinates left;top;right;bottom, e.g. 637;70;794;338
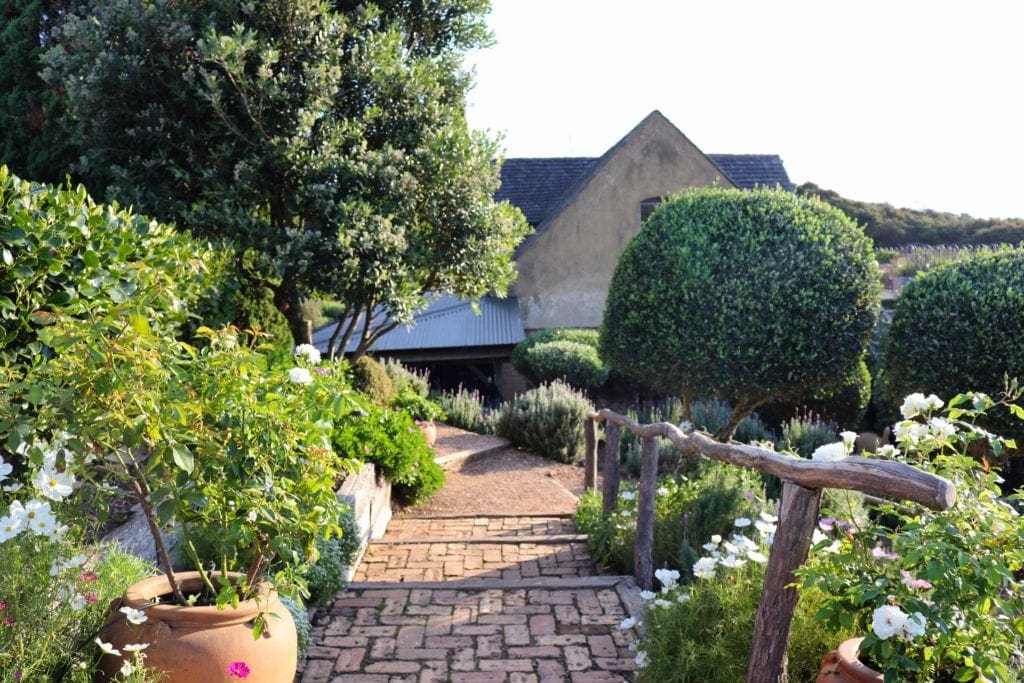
494;152;792;228
311;293;524;355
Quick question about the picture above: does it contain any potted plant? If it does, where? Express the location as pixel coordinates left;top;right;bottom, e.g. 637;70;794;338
802;391;1024;683
19;320;359;681
390;387;447;445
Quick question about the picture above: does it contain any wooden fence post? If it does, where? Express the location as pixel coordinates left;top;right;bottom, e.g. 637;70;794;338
746;481;822;683
602;422;622;518
584;418;598;491
634;435;660;591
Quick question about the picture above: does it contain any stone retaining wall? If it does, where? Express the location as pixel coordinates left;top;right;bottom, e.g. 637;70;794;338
335;462;392;582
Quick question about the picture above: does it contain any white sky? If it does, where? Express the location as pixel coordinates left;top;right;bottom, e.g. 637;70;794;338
465;1;1024;218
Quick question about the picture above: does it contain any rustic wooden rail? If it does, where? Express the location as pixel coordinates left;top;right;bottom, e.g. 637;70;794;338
583;409;955;683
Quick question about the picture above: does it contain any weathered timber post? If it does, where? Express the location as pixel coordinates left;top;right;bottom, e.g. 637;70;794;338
583;417;598;491
602;422;622;518
586;410;955;683
634;436;660;590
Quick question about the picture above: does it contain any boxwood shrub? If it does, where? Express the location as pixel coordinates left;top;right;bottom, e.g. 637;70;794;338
883;247;1024;438
523;340;609;391
601;188;881;439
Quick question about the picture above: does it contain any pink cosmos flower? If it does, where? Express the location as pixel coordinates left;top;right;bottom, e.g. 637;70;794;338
84;592;98;604
79;571;98;583
871;546;900;560
901;570;933;590
226;661;251;679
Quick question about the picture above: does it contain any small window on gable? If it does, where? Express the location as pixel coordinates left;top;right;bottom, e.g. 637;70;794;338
640;197;663;224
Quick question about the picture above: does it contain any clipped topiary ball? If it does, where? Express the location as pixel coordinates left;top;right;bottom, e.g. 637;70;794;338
882;248;1024;428
523;340;609;391
511;328;601;377
601;187;880;438
350;355;395;405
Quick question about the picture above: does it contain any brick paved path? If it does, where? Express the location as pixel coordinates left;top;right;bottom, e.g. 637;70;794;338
299;514;642;682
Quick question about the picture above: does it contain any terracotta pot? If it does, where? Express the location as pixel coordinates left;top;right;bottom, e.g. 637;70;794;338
817;637;883;682
417;419;437;446
100;571;297;682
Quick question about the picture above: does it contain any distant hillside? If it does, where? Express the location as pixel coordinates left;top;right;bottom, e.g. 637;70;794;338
796;182;1024;248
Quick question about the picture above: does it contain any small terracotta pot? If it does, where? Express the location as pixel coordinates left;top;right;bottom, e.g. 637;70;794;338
100;571;297;682
417;420;437;446
817;637;883;682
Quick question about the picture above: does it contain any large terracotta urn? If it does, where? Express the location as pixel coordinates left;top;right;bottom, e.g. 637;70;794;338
100;571;297;682
817;637;883;683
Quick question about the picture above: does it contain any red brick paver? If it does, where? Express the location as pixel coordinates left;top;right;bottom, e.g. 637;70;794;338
298;515;639;682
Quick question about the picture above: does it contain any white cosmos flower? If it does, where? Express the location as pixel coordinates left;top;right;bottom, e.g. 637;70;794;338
120;661;136;676
654;568;680;590
734;517;752;528
693;557;718;580
747;550;768;564
723;541;739;555
619;490;636;501
634;650;649;668
759;511;778;524
120;606;148;625
124;642;150;652
293;344;322;365
720;555;746;569
654;598;672;608
619;617;638;630
69;593;86;611
812;442;847;462
701;541;719;552
710;534;722;544
95;638;121;656
32;465;75;501
676;592;690;603
656;486;669;496
872;605;909;640
0;458;12;482
288;367;313;385
754;519;776;536
0;513;25;542
639;590;656;601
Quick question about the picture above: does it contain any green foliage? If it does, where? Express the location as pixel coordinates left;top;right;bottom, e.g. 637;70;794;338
633;563;850;683
620;399;694;478
575;460;764;578
280;595;311;658
779;409;839;458
45;0;530;354
494;380;594;463
762;358;872;431
882;247;1024;440
511;327;601;376
0;167;217;366
0;1;74;183
601;187;881;439
0;535;157;680
799;182;1024;247
438;384;492;434
688;400;776;445
798;393;1024;681
305;506;361;607
391;387;447;422
522;340;609;392
350;355;396;406
383;359;431;399
331;399;444;504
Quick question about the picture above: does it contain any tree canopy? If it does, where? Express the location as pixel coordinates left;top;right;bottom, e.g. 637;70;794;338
43;0;529;354
600;188;881;439
797;182;1024;248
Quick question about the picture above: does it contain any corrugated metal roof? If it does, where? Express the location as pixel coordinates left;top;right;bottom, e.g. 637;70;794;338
311;294;524;354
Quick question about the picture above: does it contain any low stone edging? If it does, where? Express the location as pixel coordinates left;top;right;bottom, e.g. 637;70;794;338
335;461;392;582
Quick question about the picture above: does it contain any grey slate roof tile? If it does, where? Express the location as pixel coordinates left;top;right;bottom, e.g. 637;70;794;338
494;153;792;227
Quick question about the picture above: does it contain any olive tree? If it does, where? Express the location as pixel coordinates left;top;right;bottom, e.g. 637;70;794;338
600;188;881;440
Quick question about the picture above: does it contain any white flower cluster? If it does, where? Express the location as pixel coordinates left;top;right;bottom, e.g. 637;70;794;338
899;392;944;419
0;435;83;544
293;343;322;365
95;607;151;676
872;604;927;641
693;513;775;580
